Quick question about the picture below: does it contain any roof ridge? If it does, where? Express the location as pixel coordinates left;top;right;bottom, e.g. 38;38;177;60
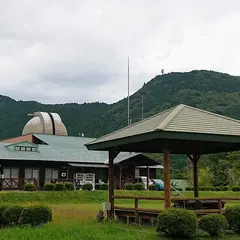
184;105;240;124
85;106;177;145
156;104;185;130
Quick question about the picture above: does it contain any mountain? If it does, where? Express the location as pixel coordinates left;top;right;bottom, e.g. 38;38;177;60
1;70;240;140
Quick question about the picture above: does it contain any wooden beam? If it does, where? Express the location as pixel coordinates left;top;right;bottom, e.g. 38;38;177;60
108;149;119;220
119;165;122;190
146;166;150;190
163;149;171;209
187;154;201;198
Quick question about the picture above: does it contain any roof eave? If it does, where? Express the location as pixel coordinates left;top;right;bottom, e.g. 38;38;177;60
86;130;240;152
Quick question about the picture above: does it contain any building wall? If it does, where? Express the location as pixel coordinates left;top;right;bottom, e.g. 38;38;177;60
0;160;157;190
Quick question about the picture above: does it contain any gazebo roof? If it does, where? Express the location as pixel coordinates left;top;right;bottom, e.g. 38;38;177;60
104;152;162;167
86;104;240;154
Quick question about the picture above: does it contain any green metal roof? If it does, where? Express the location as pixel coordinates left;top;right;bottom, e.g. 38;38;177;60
0;134;159;165
0;135;108;164
86;104;240;154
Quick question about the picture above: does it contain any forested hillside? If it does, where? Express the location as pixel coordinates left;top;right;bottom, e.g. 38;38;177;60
0;69;240;187
1;70;240;139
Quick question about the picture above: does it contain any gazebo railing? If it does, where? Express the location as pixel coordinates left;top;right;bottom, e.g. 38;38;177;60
113;195;240;224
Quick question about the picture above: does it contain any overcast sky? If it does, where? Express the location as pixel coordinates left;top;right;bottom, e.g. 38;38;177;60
1;0;240;104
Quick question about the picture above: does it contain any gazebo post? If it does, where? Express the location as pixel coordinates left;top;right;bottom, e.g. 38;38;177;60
163;149;171;209
108;150;119;220
119;165;122;190
188;154;201;198
146;166;150;190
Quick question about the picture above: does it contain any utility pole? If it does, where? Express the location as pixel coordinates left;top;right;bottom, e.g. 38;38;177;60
127;57;130;126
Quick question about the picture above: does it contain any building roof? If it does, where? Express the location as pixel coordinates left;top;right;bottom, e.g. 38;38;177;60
86;104;240;154
22;112;68;136
0;134;160;166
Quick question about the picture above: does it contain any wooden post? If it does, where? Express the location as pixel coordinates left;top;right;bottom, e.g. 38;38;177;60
188;154;201;198
146;166;150;190
135;198;139;223
108;150;119;220
119;165;122;190
163;149;171;209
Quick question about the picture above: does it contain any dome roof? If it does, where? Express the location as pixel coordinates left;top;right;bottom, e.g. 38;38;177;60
22;112;68;136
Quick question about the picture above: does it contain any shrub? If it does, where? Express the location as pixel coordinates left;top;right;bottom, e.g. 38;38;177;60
82;183;93;191
149;184;157;191
20;206;52;227
220;186;229;191
0;205;11;226
215;187;221;191
65;182;74;191
100;184;108;190
199;213;228;236
177;188;183;191
125;184;134;190
133;183;145;190
232;186;240;192
200;187;210;191
3;206;24;226
210;187;215;191
54;183;66;191
24;183;36;191
224;205;240;233
156;208;197;238
44;183;55;191
185;187;193;191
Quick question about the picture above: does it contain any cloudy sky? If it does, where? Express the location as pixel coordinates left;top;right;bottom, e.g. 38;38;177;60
1;0;240;104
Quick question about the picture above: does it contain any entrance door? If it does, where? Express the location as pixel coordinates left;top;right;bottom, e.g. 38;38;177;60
45;168;59;184
25;168;39;186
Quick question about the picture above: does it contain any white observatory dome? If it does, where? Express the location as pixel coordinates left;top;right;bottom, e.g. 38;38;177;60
22;112;68;136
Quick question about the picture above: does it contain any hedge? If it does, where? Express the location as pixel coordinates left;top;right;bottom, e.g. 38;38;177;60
232;186;240;192
133;183;145;191
44;183;55;191
220;186;229;191
156;208;197;238
224;205;240;233
199;214;228;236
20;206;52;227
54;183;66;191
149;184;157;191
125;184;134;190
100;184;108;190
82;183;93;191
0;205;11;226
185;187;194;191
24;183;36;191
65;182;74;191
3;206;24;226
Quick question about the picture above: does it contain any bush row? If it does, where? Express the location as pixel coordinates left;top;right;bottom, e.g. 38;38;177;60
44;182;74;191
0;205;52;228
157;205;240;238
185;186;239;191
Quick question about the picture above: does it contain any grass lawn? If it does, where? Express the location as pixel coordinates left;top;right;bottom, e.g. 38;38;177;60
0;190;239;239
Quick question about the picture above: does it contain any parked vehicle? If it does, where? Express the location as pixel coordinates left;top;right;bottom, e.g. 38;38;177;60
152;179;164;190
135;176;154;190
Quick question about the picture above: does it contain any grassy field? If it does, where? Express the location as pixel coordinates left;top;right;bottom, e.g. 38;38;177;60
0;191;239;239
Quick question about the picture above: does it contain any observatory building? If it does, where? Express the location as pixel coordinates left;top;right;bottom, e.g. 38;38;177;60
22;112;68;136
0;112;160;190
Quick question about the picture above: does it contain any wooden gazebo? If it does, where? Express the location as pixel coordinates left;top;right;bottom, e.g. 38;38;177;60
86;104;240;219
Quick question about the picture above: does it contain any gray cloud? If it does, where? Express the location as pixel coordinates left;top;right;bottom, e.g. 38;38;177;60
0;0;240;104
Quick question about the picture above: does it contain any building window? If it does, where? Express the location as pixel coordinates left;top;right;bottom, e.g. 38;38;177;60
14;146;37;152
31;147;37;152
